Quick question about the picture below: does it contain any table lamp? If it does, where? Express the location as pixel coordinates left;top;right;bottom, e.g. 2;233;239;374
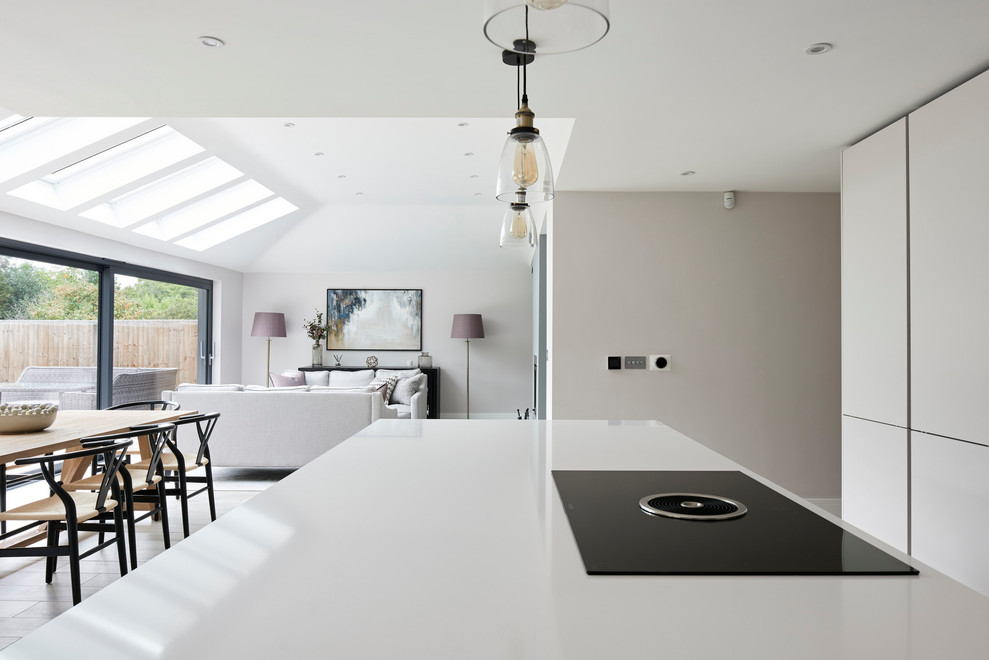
451;314;484;419
251;312;287;386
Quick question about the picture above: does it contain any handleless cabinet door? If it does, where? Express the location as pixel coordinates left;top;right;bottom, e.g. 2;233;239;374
912;432;989;597
909;70;989;444
840;119;908;426
841;415;908;552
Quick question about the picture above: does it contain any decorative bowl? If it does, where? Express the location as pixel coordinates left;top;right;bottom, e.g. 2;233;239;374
0;403;59;434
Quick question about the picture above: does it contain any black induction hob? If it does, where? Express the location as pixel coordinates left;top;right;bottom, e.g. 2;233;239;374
552;470;919;576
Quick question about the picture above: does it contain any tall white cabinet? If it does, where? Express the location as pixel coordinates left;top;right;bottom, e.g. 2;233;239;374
840;118;909;552
842;70;989;596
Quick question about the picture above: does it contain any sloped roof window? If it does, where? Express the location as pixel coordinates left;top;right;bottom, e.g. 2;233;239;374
133;179;274;241
0;116;147;183
176;198;299;251
8;126;205;210
81;157;243;228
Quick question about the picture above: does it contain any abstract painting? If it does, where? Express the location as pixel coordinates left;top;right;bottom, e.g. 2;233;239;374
325;289;422;351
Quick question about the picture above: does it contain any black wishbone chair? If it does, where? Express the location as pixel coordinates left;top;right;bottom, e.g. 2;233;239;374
0;439;132;605
90;400;180;475
63;423;175;569
133;412;220;538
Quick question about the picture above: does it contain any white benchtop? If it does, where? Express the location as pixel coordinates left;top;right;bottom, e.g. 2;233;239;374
6;420;989;658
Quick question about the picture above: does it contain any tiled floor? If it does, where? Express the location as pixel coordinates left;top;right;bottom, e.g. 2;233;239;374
0;467;291;651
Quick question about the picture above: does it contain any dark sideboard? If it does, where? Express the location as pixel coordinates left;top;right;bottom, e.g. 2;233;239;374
299;366;440;419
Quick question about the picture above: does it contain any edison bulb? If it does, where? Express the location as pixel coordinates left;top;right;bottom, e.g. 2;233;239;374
512;140;539;188
510;210;529;239
500;202;537;248
526;0;568;9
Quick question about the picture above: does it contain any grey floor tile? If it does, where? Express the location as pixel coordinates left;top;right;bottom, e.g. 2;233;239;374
0;602;34;618
13;601;73;619
0;617;47;636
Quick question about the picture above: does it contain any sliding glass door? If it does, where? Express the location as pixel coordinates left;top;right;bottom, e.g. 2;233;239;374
0;238;212;408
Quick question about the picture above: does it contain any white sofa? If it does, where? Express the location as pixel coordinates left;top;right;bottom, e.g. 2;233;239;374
278;368;428;420
161;385;396;468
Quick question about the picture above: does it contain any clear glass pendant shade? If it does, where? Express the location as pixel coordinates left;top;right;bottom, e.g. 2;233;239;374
496;131;554;203
500;203;537;248
483;0;610;55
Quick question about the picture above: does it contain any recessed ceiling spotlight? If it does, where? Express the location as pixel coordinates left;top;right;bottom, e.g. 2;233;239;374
458;122;470;127
680;170;696;176
337;175;347;179
283;122;295;128
198;36;225;48
474;192;483;196
314;152;324;156
804;42;833;55
355;192;364;196
464;152;474;157
470;174;479;179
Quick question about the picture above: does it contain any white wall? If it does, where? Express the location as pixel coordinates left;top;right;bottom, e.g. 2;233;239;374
0;212;244;384
242;269;533;418
551;191;841;498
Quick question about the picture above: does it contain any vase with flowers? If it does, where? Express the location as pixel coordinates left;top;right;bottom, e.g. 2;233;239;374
303;310;329;367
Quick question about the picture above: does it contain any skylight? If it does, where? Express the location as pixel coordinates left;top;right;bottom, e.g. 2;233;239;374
133;179;275;241
0;116;148;183
81;158;244;228
175;198;299;251
1;116;299;249
8;126;205;210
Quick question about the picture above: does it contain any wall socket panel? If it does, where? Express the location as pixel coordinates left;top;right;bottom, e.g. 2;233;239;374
649;354;671;371
624;356;647;369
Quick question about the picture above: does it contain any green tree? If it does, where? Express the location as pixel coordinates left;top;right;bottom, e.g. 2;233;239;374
115;279;198;320
28;270;98;320
0;257;59;319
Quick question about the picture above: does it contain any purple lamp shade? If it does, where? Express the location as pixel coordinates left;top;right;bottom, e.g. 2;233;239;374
251;312;287;338
451;314;484;339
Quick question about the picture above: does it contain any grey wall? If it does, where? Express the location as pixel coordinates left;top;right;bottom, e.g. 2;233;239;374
0;212;244;384
242;269;533;418
551;191;841;498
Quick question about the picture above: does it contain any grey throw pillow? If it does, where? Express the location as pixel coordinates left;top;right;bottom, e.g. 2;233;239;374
391;373;426;405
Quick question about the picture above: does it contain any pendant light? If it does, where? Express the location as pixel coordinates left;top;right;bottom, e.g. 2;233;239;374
495;6;554;204
499;190;537;248
484;0;610;56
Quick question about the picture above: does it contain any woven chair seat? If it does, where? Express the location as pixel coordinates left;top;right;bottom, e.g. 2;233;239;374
0;492;118;522
63;465;162;493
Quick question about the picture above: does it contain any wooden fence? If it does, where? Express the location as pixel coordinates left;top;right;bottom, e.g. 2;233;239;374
0;320;198;384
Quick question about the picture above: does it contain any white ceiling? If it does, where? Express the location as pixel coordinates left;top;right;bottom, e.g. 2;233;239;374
1;1;988;272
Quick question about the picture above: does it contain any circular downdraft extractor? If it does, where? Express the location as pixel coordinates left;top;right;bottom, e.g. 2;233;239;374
639;493;748;521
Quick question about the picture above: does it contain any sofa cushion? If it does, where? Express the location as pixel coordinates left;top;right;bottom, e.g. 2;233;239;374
245;385;310;392
272;371;306;387
386;403;412;419
391;373;426;405
375;368;421;381
329;370;375;387
309;385;376;392
302;371;329;386
176;383;245;391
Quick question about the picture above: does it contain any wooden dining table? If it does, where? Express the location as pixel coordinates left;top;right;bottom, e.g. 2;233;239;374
0;408;191;548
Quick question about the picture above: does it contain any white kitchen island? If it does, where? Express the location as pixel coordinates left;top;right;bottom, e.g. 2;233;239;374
4;420;988;659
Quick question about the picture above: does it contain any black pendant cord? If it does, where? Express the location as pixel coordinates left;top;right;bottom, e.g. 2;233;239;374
517;61;521;110
522;4;529;104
